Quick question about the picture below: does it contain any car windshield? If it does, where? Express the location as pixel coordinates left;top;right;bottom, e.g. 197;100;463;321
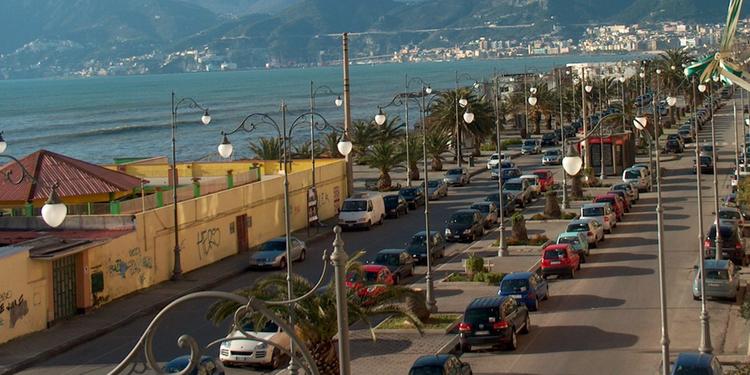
707;226;734;240
558;237;580;246
624;170;641;179
706;269;729;280
544;249;567;259
534;171;549;178
401;188;418;197
348;271;380;284
489;154;499;160
485;193;499;203
449;213;474;224
582;207;604;217
447;169;462;175
410;235;428;247
375;253;401;267
667;140;679;146
342;200;367;212
428;180;440;188
409;366;444;375
523;178;538;185
567;223;589;232
383;196;399;204
720;211;741;220
240;321;279;333
613;184;628;191
471;204;489;213
464;307;499;324
260;241;285;252
501;279;529;293
523;140;536;146
700;156;712;164
502;169;518;177
504;183;522;191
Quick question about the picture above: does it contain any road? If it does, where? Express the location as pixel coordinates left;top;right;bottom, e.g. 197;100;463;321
15;98;746;375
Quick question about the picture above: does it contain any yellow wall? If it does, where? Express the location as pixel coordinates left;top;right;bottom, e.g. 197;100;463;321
0;249;49;344
107;159;341;179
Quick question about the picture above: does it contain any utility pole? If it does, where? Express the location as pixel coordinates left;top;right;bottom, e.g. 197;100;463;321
342;33;354;197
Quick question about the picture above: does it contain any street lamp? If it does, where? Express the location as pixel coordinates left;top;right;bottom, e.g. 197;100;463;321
455;72;479;167
309;82;342;191
459;97;468;108
375;107;387;126
170;92;211;280
218;102;342;375
492;72;509;255
463;109;475;124
562;143;583;176
528;96;538;106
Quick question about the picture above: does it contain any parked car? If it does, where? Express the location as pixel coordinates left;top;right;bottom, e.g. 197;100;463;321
485;192;517;217
165;356;225;375
541;132;557;147
665;139;684;154
694;155;714;174
541;149;562;166
594;194;624;221
623;167;650;192
486;152;506;170
704;224;747;266
521;139;541;155
607;190;632;212
458;296;530;352
400;187;425;209
611;183;639;203
497;271;549;311
249;237;306;269
503;178;532;207
426;179;448;200
540;244;581;279
383;193;408;219
670;352;723;375
470;201;499;228
491;166;521;182
718;206;746;228
566;218;604;247
372;248;415;284
219;321;290;369
580;202;616;234
444;167;470;186
346;264;394;304
666;134;685;148
519;174;542;198
338;193;386;230
678;128;694;144
445;209;485;242
408;354;473;375
700;144;714;156
556;232;591;262
406;231;446;264
692;259;742;302
532;169;555;191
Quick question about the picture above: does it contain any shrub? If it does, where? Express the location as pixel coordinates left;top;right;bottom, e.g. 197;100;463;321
544;190;562;218
511;212;528;241
465;254;485;276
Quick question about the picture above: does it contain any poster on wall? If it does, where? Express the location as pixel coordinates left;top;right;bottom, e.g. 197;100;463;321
307;187;319;223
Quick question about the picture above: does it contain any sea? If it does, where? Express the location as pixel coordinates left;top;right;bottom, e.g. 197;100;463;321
0;53;647;164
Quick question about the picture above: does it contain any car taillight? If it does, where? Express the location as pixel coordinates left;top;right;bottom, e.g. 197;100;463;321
587;231;593;236
704;239;711;249
493;321;510;330
604;216;609;222
459;322;472;332
737;242;743;250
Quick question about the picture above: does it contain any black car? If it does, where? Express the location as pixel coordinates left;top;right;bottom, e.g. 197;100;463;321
445;209;484;242
458;296;530;352
383;193;408;219
372;248;415;284
485;192;517;217
665;139;683;154
541;132;557;147
399;187;425;209
408;354;472;375
694;155;714;174
405;231;447;264
704;224;747;266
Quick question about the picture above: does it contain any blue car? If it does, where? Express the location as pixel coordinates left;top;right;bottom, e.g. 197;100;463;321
164;356;225;375
671;352;722;374
497;272;549;311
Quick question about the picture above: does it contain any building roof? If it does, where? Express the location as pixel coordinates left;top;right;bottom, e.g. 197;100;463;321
0;150;143;202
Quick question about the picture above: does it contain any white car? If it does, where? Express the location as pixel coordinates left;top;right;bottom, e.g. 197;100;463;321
623;167;650;192
520;174;542;198
220;321;291;369
565;218;604;248
486;152;506;169
718;207;746;228
580;202;616;234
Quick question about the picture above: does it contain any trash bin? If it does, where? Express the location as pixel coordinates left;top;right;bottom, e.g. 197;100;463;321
469;156;475;167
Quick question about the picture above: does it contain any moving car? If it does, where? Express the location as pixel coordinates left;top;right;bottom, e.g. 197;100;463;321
670;352;723;375
458;296;530;352
400;187;425;209
406;231;446;264
443;167;471;186
346;264;394;303
519;174;542;198
542;149;562;165
491;166;521;181
408;354;473;375
445;209;485;242
556;232;590;262
372;249;415;284
503;178;532;207
485;192;517;217
338;193;385;230
470;201;499;228
165;356;225;375
665;139;684;154
678;128;694;143
692;259;741;302
383;193;408;219
497;272;549;311
541;132;558;147
704;224;747;266
566;218;604;247
532;169;555;191
426;179;448;200
540;244;581;279
521;139;541;155
249;237;306;269
623;167;650;192
219;321;290;369
486;152;506;170
694;155;714;174
580;202;616;234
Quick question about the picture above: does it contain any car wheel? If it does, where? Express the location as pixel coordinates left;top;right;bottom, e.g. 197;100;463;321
605;228;611;234
506;329;518;351
580;255;586;264
569;267;575;279
279;257;287;270
577;262;581;271
409;264;415;277
394;274;400;285
693;295;700;301
299;249;306;262
366;220;372;230
520;315;530;334
530;298;539;312
380;215;385;225
590;241;597;249
394;210;399;218
543;288;549;300
461;343;472;353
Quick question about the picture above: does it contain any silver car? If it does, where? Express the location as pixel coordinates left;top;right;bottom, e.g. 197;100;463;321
692;259;741;302
427;179;448;200
444;167;470;186
611;183;639;202
542;149;562;165
249;237;306;269
521;139;541;155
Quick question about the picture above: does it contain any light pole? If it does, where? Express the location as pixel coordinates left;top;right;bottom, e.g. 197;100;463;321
560;70;570;209
583;78;594;169
375;80;439;311
455;72;480;167
703;76;723;260
170;92;211;280
493;72;508;256
218;103;351;375
309;82;342;190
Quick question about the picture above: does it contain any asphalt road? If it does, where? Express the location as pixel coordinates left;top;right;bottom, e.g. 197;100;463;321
15;99;745;375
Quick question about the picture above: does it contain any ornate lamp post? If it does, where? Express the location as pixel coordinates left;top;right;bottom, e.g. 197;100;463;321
309;82;342;189
170;93;211;280
217;103;350;375
455;72;480;166
492;72;509;255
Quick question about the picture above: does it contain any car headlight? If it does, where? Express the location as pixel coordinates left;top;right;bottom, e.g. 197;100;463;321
221;340;231;348
445;228;451;235
463;229;472;234
256;342;268;350
358;218;367;222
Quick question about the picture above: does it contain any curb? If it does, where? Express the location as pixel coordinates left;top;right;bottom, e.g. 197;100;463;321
436;334;460;355
2;228;335;375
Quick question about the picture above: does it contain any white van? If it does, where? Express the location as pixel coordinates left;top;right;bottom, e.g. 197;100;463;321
338;193;385;230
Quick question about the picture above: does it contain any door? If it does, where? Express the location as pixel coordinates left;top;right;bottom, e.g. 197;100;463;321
236;215;248;252
52;255;78;320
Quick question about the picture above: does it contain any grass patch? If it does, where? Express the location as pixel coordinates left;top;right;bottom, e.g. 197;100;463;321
443;271;506;285
528;212;578;221
571;194;594;201
496;234;549;246
378;313;462;330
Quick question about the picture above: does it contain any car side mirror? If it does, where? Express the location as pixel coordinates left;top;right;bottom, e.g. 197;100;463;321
693;265;699;270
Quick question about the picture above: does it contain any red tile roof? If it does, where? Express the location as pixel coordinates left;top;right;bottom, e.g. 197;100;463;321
0;150;143;202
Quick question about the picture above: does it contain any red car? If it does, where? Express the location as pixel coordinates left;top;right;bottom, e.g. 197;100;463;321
532;169;554;192
540;244;580;279
593;194;624;222
346;264;394;304
606;190;632;212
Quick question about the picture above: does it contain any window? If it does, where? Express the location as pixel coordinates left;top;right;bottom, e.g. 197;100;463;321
705;269;729;280
625;170;641;179
260;241;286;252
582;207;604;217
408;366;443;375
501;279;529;293
449;213;475;224
342;200;367;212
367;201;373;211
544;249;567;259
465;307;499;324
558;237;580;247
504;183;522;191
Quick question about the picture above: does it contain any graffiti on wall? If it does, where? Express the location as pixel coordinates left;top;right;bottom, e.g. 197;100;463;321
0;294;28;328
107;247;153;284
197;228;221;260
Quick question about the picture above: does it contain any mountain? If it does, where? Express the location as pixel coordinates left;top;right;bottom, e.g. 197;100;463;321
177;0;300;16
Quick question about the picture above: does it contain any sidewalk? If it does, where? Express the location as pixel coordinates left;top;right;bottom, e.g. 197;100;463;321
0;218;335;375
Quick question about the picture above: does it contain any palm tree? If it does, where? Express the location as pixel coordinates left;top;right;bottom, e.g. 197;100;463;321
321;129;342;158
424;127;452;171
528;81;557;133
658;48;693;126
250;137;282;160
206;252;424;375
402;133;423;182
428;88;494;159
361;142;406;190
377;115;404;143
292;140;324;159
351;119;379;163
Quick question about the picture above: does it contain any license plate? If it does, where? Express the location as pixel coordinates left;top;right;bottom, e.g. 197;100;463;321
511;294;523;298
475;330;490;336
722;252;729;257
707;283;721;287
454;235;461;239
550;261;561;264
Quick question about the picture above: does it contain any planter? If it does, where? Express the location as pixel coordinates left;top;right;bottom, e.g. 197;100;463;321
375;313;463;334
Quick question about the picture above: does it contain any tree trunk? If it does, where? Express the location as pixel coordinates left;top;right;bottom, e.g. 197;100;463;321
432;157;443;171
544;191;562;218
378;171;392;191
511;214;528;241
472;138;481;156
309;340;339;375
409;160;420;181
534;112;541;134
571;174;583;198
545;114;553;130
403;291;431;322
